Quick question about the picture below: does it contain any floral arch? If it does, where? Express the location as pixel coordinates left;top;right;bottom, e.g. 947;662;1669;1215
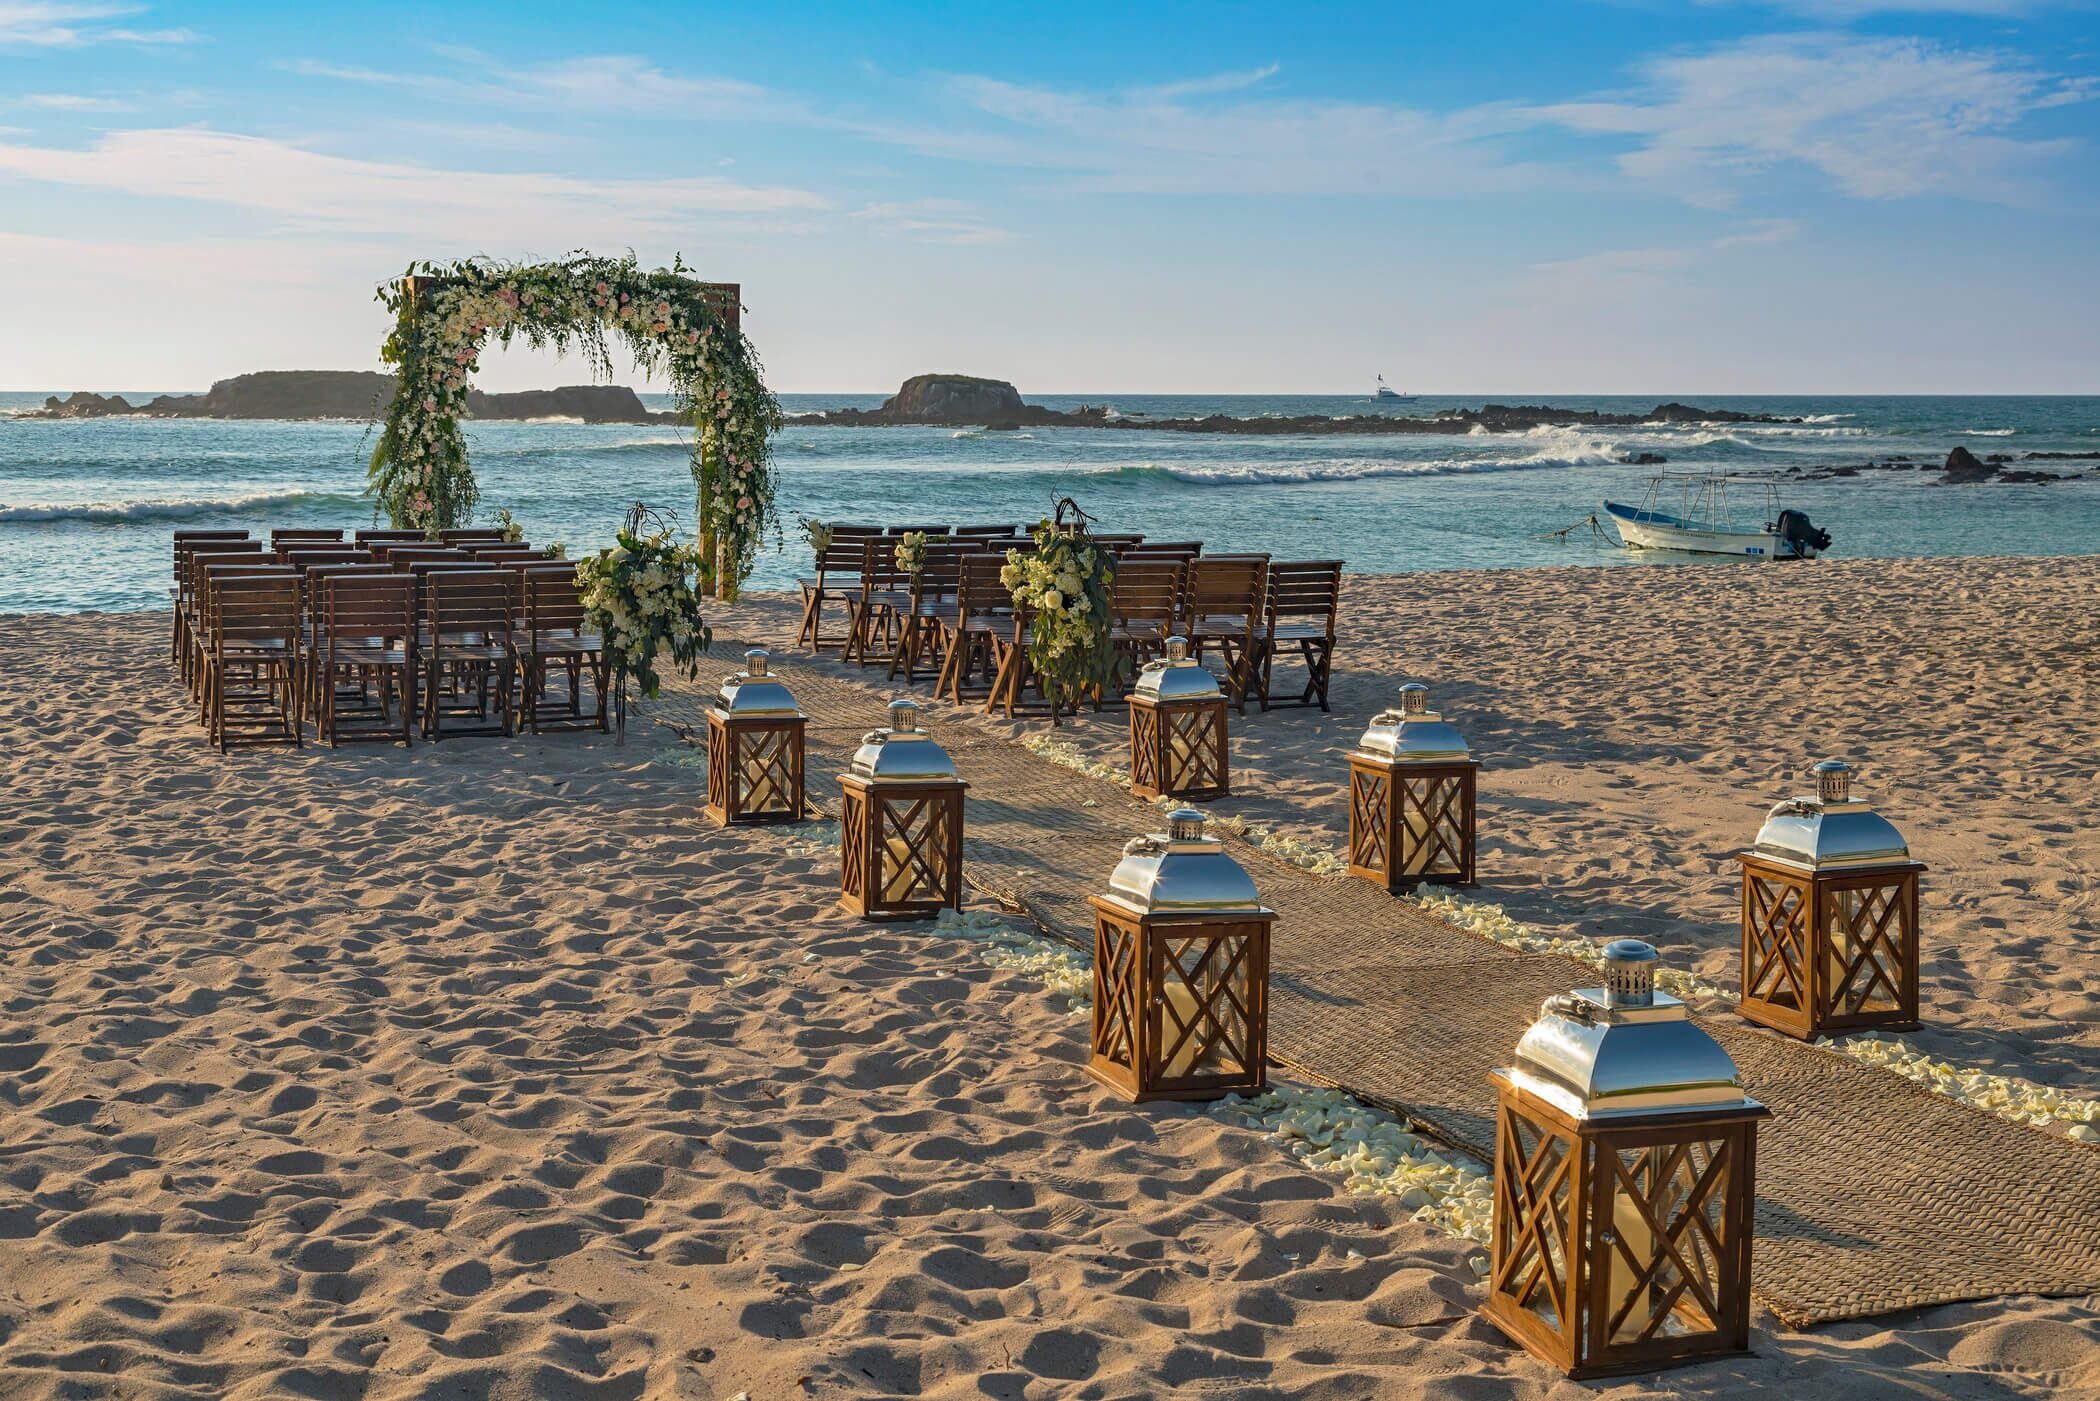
368;252;782;598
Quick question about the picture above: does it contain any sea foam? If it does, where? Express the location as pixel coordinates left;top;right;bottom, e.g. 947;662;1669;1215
0;490;325;523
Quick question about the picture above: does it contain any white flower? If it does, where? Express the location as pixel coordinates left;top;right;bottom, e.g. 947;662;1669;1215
1041;588;1064;611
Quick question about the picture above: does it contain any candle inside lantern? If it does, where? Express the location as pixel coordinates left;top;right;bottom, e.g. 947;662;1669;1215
1162;975;1203;1077
882;834;919;902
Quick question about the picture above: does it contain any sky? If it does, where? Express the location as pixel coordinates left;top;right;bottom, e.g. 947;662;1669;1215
1;0;2096;394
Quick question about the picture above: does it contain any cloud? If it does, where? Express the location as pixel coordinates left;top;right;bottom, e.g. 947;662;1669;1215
850;199;1014;245
0;3;191;47
1533;217;1802;284
0;128;829;244
1532;33;2093;205
1712;216;1802;246
281;53;789;121
9;92;132;111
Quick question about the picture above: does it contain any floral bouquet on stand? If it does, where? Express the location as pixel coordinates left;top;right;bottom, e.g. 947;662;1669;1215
575;503;712;737
893;529;928;581
1001;500;1115;721
800;516;834;560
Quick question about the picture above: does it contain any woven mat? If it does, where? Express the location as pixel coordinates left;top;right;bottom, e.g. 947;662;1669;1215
651;659;2100;1328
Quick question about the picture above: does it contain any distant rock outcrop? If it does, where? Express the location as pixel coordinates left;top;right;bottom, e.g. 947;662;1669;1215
20;370;667;423
1941;446;1998;484
878;374;1029;424
38;391;135;418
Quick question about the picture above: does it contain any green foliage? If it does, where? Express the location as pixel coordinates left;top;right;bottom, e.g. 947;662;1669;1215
573;525;711;698
368;253;783;583
1000;517;1116;713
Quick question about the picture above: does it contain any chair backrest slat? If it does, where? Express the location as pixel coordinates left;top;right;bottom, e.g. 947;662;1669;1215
1187;555;1269;620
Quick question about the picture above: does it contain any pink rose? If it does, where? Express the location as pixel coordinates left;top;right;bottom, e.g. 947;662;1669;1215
423;397;437;412
737;495;752;509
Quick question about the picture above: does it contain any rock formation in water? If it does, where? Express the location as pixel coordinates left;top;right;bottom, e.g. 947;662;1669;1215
809;376;1796;433
20;371;669;423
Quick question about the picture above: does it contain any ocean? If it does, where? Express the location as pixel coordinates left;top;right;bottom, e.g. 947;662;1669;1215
2;391;2096;614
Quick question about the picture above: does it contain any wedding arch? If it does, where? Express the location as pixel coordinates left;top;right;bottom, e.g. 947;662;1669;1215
368;252;782;598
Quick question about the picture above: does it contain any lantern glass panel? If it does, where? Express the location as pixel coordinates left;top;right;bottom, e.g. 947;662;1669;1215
1159;934;1255;1078
1744;873;1809;1014
1403;773;1467;877
1496;1108;1575;1335
1825;885;1904;1017
1601;1138;1734;1346
879;795;952;905
1094;922;1140;1067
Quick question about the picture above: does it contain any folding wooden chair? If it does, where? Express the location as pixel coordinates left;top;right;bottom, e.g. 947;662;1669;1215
516;571;608;734
271;528;346;549
201;571;302;751
1255;561;1343;711
421;569;517;740
843;538;912;667
797;538;872;653
179;544;266;693
938;551;1013;705
171;532;251;668
1184;553;1269;712
440;529;509;545
888;540;975;683
1106;557;1186;693
355;528;428;546
314;572;415;745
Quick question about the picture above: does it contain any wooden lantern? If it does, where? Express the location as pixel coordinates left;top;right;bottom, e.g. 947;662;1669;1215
1737;759;1923;1040
1087;809;1274;1102
1347;682;1478;891
704;648;807;826
1486;940;1769;1380
1129;635;1230;802
838;698;967;920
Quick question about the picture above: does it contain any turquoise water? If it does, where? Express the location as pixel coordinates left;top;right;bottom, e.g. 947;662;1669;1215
2;391;2096;613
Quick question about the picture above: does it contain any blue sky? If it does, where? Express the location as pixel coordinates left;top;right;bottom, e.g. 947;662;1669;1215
1;1;2095;393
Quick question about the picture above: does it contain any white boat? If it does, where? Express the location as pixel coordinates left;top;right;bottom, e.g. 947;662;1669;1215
1374;374;1412;401
1604;470;1830;560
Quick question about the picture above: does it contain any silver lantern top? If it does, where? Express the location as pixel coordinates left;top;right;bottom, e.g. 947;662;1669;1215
1133;636;1223;703
1102;809;1270;917
1504;940;1756;1121
1355;682;1471;764
849;698;959;781
714;648;804;718
1749;760;1910;871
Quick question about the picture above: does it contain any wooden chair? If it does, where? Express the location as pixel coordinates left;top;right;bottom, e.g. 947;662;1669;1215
516;572;608;734
843;539;912;667
421;570;516;740
1091;533;1146;548
888;540;976;683
1106;558;1185;691
796;539;869;652
440;529;508;545
179;545;266;693
938;551;1013;705
200;571;302;751
1184;554;1269;712
271;528;345;548
1256;561;1343;711
883;525;953;536
313;572;415;746
953;524;1021;538
171;532;251;669
355;528;428;545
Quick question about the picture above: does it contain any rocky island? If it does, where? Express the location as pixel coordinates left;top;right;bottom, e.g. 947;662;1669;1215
25;371;672;424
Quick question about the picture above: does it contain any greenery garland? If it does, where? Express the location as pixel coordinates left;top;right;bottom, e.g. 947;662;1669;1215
369;252;783;597
1001;509;1116;715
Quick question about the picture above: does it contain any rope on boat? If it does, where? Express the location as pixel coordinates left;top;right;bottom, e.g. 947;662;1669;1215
1538;512;1604;542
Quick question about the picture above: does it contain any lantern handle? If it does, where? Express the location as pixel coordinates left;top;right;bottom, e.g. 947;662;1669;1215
1543;992;1599;1026
861;728;888;745
1122;834;1166;857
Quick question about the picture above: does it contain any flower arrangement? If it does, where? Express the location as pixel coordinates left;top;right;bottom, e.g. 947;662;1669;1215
369;253;783;597
800;516;833;558
893;529;928;579
1001;506;1115;715
494;507;526;543
574;508;711;701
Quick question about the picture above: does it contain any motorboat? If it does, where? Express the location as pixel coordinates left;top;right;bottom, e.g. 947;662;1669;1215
1604;470;1830;560
1374;374;1412;400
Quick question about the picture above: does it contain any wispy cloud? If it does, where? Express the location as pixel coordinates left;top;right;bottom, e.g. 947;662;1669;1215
1532;33;2093;205
0;3;191;47
850;198;1014;244
282;52;789;120
9;92;132;111
1532;218;1802;284
0;129;829;244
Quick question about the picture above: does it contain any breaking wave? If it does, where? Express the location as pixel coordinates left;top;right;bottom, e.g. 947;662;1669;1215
0;490;332;523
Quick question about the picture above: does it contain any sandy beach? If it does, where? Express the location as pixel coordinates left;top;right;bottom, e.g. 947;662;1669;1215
3;554;2097;1399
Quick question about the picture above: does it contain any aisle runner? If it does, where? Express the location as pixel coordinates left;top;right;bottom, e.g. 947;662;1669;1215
654;664;2100;1328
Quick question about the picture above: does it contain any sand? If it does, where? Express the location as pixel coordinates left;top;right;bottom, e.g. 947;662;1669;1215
1;553;2095;1399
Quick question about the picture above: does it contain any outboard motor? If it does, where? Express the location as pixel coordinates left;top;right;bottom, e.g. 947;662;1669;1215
1773;509;1832;558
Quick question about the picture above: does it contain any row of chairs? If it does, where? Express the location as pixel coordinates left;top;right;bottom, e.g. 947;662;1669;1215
796;525;1342;717
171;528;607;751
